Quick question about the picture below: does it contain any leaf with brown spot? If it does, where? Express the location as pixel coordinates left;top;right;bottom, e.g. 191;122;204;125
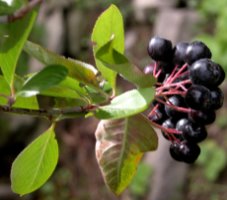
95;114;158;195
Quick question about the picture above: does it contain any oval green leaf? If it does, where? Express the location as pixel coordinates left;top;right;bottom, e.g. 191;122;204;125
24;41;99;88
95;87;155;119
95;114;158;195
11;125;59;195
0;9;37;87
17;64;68;97
91;4;125;91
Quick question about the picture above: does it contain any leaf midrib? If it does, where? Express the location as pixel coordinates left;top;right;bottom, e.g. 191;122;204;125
28;131;52;189
116;118;128;190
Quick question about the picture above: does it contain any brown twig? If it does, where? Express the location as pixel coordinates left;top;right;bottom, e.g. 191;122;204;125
7;0;43;23
0;105;89;121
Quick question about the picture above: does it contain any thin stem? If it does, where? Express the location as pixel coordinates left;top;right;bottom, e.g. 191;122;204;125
158;91;186;96
148;104;159;118
168;63;188;83
150;120;182;134
0;105;90;120
6;0;43;23
165;64;179;83
155;98;193;113
156;79;191;92
155;69;162;78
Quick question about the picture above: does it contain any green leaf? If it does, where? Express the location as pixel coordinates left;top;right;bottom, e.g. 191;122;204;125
11;125;59;195
95;87;155;119
41;86;86;100
17;65;68;97
91;4;124;91
60;77;88;97
0;9;37;87
197;140;227;181
14;95;39;109
129;163;153;196
0;0;24;15
95;114;158;195
96;40;156;88
24;41;99;88
0;75;39;109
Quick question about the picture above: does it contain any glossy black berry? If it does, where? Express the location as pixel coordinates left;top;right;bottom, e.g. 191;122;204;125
180;141;201;163
169;142;183;161
169;141;201;163
176;118;207;143
176;118;191;131
148;36;173;62
165;95;187;118
173;42;189;65
210;88;224;110
185;41;212;65
189;59;224;88
189;110;216;125
185;85;212;110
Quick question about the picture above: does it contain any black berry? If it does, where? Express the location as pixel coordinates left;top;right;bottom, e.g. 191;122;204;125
165;95;187;118
189;58;224;88
189;110;216;125
176;118;207;143
169;142;183;161
185;41;212;65
169;141;201;163
148;36;173;62
146;37;224;164
185;85;212;110
173;42;189;65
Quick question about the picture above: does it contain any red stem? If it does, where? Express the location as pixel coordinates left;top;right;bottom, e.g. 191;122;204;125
167;63;188;83
148;104;159;118
155;98;193;113
156;79;191;92
150;120;182;134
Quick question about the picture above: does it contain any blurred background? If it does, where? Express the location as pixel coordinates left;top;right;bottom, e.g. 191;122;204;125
1;0;227;199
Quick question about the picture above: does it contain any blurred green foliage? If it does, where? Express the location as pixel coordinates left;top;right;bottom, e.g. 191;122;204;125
129;162;153;197
216;112;227;129
73;0;133;20
39;168;72;200
195;0;227;73
197;140;227;181
0;0;25;15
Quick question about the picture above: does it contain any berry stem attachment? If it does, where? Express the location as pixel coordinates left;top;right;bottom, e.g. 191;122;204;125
155;98;193;113
150;120;182;134
167;63;188;83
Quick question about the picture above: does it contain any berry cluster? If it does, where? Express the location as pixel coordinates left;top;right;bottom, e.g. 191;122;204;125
145;36;225;163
